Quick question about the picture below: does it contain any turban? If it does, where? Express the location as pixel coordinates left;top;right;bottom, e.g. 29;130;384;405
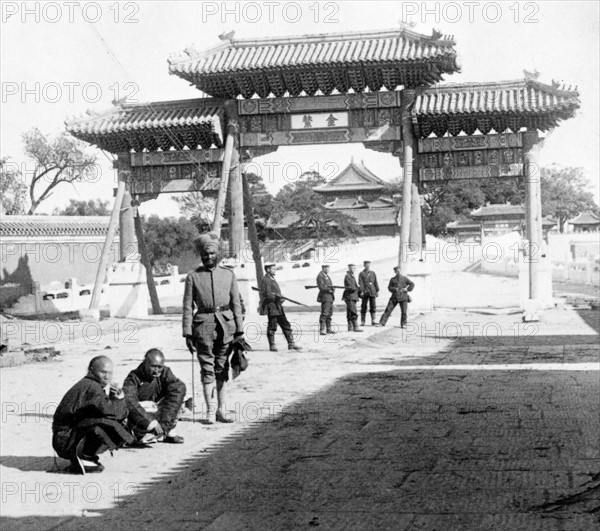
194;232;220;252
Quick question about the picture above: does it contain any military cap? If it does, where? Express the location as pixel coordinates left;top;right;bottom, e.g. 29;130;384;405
348;263;356;267
363;260;371;265
194;232;220;252
264;262;276;269
321;264;331;269
393;266;399;271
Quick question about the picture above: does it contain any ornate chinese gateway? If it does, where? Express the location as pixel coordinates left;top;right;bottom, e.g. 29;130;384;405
66;27;580;308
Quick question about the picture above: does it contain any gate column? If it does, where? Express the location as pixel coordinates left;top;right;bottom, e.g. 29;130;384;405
399;90;415;275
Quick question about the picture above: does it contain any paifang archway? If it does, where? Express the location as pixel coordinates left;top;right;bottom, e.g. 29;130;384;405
66;27;580;312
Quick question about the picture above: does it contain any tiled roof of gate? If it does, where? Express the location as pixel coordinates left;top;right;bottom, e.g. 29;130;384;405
0;216;117;237
414;79;579;116
412;79;580;136
169;28;459;97
66;99;224;153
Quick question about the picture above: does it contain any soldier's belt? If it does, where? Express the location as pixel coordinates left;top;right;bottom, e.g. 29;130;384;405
196;305;230;314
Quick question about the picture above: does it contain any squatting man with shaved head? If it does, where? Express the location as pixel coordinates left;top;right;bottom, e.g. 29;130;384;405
123;348;187;444
52;355;133;474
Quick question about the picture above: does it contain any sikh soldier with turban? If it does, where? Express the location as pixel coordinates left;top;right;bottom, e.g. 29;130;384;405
183;233;244;424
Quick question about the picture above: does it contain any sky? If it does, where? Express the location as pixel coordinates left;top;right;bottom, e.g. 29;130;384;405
1;0;599;217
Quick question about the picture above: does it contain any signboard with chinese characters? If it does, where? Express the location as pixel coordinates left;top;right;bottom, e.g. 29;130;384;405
290;112;349;129
128;163;221;195
417;133;525;182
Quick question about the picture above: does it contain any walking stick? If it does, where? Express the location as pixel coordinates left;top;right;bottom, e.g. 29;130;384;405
187;340;196;424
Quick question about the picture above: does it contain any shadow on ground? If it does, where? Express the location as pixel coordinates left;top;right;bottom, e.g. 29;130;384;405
3;325;598;531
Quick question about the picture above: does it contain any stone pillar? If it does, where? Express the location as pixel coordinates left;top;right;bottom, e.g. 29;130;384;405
119;190;137;261
116;154;137;261
228;148;244;259
524;131;542;300
399;90;415;275
409;183;422;255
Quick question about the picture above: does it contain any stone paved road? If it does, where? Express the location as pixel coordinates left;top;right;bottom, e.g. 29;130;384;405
1;308;598;530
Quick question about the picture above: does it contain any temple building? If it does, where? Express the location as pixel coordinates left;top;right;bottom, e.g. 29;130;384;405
568;212;600;232
267;159;399;238
446;204;557;241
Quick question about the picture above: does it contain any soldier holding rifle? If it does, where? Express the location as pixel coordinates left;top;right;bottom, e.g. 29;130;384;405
316;264;335;335
377;267;415;328
260;262;302;352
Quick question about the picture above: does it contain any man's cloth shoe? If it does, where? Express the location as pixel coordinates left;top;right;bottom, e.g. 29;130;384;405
163;435;184;444
216;411;234;423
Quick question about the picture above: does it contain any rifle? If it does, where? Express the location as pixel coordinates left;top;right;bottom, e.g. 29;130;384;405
251;286;309;307
304;285;345;290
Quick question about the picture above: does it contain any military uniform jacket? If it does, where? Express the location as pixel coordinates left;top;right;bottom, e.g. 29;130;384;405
123;363;186;431
343;272;360;301
359;270;379;297
182;264;244;342
388;275;415;302
316;271;334;302
260;274;284;316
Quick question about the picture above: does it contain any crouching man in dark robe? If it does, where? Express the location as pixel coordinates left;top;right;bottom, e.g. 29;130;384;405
123;348;186;444
52;355;133;474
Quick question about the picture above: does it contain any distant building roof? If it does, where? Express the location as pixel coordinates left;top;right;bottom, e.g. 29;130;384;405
314;160;389;194
268;207;398;229
569;212;600;225
446;220;480;230
0;215;116;238
470;204;525;218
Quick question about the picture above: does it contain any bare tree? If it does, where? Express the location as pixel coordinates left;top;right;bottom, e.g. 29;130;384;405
22;128;97;214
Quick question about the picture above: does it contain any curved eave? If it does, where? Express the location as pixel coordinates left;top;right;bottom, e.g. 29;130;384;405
411;80;580;137
169;28;459;97
65;101;225;154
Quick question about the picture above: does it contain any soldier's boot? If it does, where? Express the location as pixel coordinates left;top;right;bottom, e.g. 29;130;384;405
360;313;366;327
326;319;335;334
370;312;377;326
352;319;363;332
202;382;217;424
347;321;353;332
283;330;302;351
216;380;233;423
319;317;327;335
267;333;278;352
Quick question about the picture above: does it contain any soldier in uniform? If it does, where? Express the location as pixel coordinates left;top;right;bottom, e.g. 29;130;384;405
342;263;362;332
358;260;380;326
316;264;335;335
378;266;415;328
182;232;244;424
260;262;302;352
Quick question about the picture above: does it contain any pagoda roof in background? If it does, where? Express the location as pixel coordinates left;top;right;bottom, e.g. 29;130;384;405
267;207;398;229
314;159;389;194
470;204;525;218
413;79;580;137
65;99;224;154
325;197;395;209
169;28;459;98
569;212;600;225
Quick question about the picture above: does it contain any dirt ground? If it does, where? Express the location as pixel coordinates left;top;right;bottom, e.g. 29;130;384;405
1;297;598;530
